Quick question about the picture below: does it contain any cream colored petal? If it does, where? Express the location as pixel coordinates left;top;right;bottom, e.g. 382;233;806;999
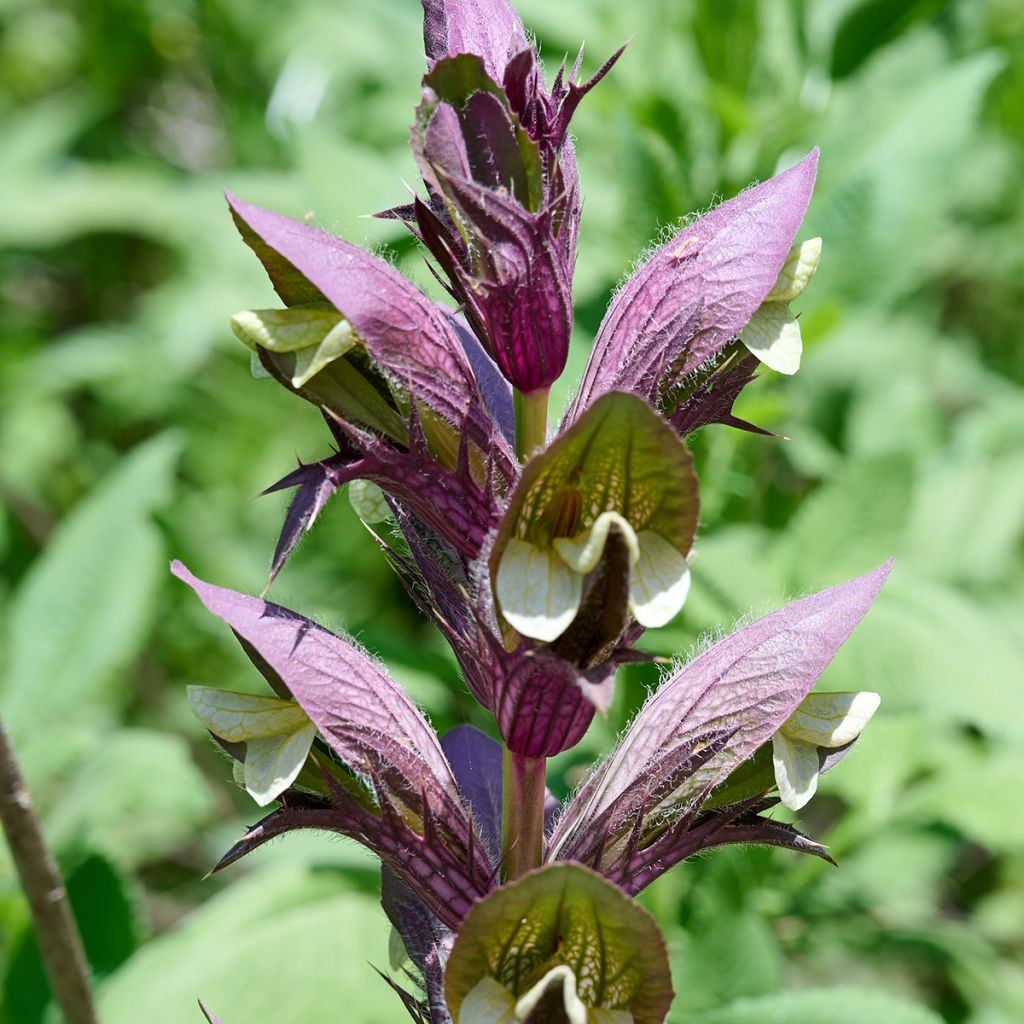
782;691;881;748
514;966;588;1024
496;539;583;643
772;732;822;811
459;977;517;1024
766;237;822;302
628;531;691;628
229;305;357;387
553;511;639;575
348;479;391;524
740;302;803;375
187;685;311;742
242;721;316;806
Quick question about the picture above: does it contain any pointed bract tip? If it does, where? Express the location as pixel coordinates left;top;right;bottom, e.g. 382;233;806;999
170;559;192;584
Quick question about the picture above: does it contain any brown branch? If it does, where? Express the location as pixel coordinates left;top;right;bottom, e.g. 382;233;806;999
0;718;97;1024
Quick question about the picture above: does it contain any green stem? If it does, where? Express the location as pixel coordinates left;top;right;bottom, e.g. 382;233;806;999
500;748;547;881
514;387;550;462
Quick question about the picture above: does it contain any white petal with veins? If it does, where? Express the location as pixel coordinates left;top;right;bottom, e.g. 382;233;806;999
782;691;881;747
242;723;317;806
629;531;691;628
740;301;802;375
459;977;517;1024
187;685;317;806
772;731;823;811
496;538;583;643
766;237;822;302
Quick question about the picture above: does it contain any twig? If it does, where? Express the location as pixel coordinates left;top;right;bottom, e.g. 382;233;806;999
0;718;97;1024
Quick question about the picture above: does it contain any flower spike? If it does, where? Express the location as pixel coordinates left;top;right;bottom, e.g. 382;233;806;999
492;392;698;648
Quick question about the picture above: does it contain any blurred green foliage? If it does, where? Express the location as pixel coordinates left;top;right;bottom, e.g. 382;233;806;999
1;0;1023;1021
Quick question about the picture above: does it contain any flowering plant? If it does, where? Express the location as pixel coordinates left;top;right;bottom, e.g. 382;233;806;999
181;2;889;1020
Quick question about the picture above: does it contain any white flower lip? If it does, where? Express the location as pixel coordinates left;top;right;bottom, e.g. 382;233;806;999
497;514;691;643
772;689;881;810
739;236;822;376
187;685;317;806
230;303;357;388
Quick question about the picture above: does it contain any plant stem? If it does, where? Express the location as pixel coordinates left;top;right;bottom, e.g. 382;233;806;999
514;387;550;462
0;718;97;1024
500;748;547;881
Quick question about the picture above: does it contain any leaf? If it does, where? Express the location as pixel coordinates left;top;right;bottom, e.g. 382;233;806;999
445;864;673;1024
45;729;213;869
172;563;457;803
549;561;891;888
227;194;479;428
0;434;181;777
421;0;528;80
172;562;495;925
96;865;396;1024
3;854;138;1024
782;453;914;592
440;725;504;860
678;987;945;1024
570;150;818;418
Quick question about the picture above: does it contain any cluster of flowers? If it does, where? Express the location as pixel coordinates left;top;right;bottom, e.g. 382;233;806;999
182;2;888;1021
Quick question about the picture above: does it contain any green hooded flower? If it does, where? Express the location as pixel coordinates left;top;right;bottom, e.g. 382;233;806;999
492;392;698;645
740;236;822;375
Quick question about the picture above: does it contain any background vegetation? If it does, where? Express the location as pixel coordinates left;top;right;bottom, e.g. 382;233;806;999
1;0;1023;1021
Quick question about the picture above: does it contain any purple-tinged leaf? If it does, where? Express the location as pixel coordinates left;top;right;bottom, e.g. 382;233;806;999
261;456;345;590
227;194;478;428
374;969;433;1024
446;313;514;446
172;562;497;924
172;561;456;806
614;798;834;896
198;1001;225;1024
422;0;528;80
381;869;453;1024
433;171;573;392
548;560;891;879
670;348;772;437
261;410;500;572
441;726;504;859
569;149;819;420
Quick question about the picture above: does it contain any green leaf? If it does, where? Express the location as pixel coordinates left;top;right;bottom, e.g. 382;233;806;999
0;433;181;777
96;865;395;1024
445;864;673;1024
44;729;213;869
678;987;945;1024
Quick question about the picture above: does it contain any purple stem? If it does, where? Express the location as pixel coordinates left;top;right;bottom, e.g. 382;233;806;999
0;718;97;1024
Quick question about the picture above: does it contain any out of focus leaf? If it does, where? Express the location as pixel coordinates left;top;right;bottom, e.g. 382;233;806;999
678;986;945;1023
0;433;180;776
96;865;394;1024
45;729;213;868
3;853;138;1024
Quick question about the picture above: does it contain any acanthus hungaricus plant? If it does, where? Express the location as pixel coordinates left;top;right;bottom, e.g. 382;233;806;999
182;1;891;1021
